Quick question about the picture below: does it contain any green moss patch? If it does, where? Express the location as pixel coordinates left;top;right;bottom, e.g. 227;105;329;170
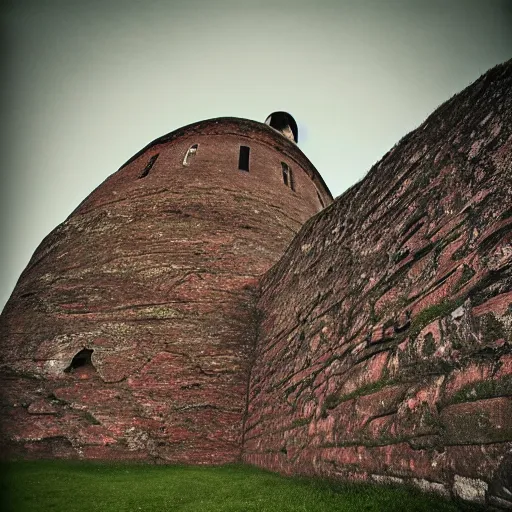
448;376;512;405
291;418;310;428
322;379;395;414
408;298;463;340
453;265;476;292
422;333;437;357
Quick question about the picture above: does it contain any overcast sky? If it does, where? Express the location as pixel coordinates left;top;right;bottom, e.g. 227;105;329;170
1;0;511;311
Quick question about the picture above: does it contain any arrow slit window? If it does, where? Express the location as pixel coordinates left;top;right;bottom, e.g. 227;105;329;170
238;146;250;172
317;190;325;208
138;153;159;179
183;144;198;166
281;162;294;191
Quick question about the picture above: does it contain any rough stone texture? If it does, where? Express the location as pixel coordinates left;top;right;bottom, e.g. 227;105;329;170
2;59;512;509
0;118;331;463
453;475;488;504
243;60;512;509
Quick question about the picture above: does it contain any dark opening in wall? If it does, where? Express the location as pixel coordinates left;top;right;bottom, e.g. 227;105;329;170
64;349;94;373
265;112;299;143
183;144;198;166
317;190;325;208
138;154;159;179
281;162;294;191
238;146;250;171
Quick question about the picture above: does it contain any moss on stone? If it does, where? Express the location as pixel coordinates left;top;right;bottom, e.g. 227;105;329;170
467;268;508;307
478;313;507;345
83;411;101;425
423;408;444;430
390;248;410;265
291;418;310;428
284;382;300;398
323;393;340;410
423;333;437;357
443;230;464;246
324;433;409;449
451;243;469;261
369;302;378;324
383;317;395;330
412;242;435;262
408;298;464;340
323;379;394;413
448;376;512;405
402;358;457;378
453;265;476;292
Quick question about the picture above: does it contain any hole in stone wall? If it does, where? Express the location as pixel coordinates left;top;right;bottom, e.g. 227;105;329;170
183;144;198;166
238;146;250;171
64;349;94;373
138;153;159;179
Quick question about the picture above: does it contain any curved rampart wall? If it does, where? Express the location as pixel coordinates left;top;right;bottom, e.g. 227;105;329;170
243;62;512;508
0;118;331;463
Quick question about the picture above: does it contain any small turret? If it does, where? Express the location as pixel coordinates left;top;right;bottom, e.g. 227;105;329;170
265;111;298;143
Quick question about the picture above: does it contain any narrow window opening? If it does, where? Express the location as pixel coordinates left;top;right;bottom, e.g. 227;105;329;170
64;349;94;373
317;190;325;208
138;154;159;179
183;144;198;166
238;146;250;171
281;162;294;191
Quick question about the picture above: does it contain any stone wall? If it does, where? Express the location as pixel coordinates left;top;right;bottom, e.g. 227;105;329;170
243;61;512;508
0;118;331;463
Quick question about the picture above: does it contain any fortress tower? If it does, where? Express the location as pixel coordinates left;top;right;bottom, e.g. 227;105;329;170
0;114;332;463
1;60;511;509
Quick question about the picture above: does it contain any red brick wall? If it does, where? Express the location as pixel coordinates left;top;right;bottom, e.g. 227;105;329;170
243;61;512;508
0;118;331;463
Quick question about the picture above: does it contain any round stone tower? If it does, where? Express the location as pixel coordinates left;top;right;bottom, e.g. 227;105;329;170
0;115;332;463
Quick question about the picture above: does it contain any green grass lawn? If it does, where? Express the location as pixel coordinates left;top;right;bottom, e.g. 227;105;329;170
1;461;479;512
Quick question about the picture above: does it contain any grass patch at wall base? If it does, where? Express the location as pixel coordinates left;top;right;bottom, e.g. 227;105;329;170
1;460;480;512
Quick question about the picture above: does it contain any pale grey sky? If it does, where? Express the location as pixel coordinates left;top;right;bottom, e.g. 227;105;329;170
1;0;511;310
